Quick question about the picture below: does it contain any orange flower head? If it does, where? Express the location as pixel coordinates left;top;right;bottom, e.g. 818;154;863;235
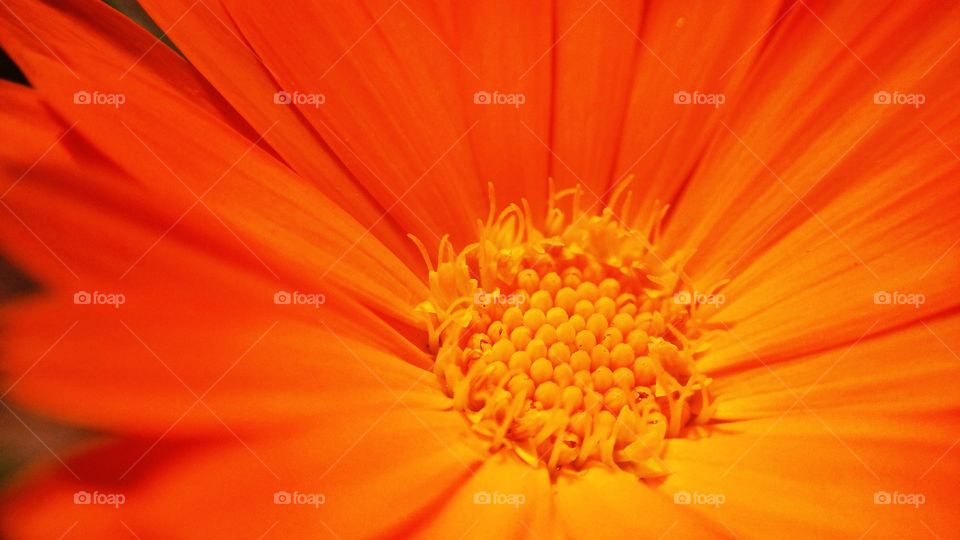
0;0;959;538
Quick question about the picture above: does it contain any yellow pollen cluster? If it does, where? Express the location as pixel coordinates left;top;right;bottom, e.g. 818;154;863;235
414;181;723;478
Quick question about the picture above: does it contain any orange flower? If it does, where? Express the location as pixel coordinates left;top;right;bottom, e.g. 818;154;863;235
1;0;959;538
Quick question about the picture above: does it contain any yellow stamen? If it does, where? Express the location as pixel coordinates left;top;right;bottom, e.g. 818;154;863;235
413;183;719;478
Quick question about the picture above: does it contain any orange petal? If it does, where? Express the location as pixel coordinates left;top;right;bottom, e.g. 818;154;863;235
0;0;257;136
135;0;420;268
553;467;728;538
221;0;487;249
0;88;435;432
664;317;960;536
660;0;960;362
0;28;427;323
662;411;960;537
0;81;246;292
2;276;438;435
409;454;556;539
450;0;553;220
710;313;960;419
3;406;484;538
549;0;644;204
614;0;785;224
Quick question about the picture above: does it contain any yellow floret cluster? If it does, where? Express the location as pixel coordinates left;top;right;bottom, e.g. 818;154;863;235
415;183;721;478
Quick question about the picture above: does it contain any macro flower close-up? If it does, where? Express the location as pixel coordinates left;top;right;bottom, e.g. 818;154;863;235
1;0;959;538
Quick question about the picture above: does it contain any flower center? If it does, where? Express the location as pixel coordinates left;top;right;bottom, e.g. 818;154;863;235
414;181;722;478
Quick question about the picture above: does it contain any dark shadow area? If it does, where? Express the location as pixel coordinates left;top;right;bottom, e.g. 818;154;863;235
0;46;28;86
